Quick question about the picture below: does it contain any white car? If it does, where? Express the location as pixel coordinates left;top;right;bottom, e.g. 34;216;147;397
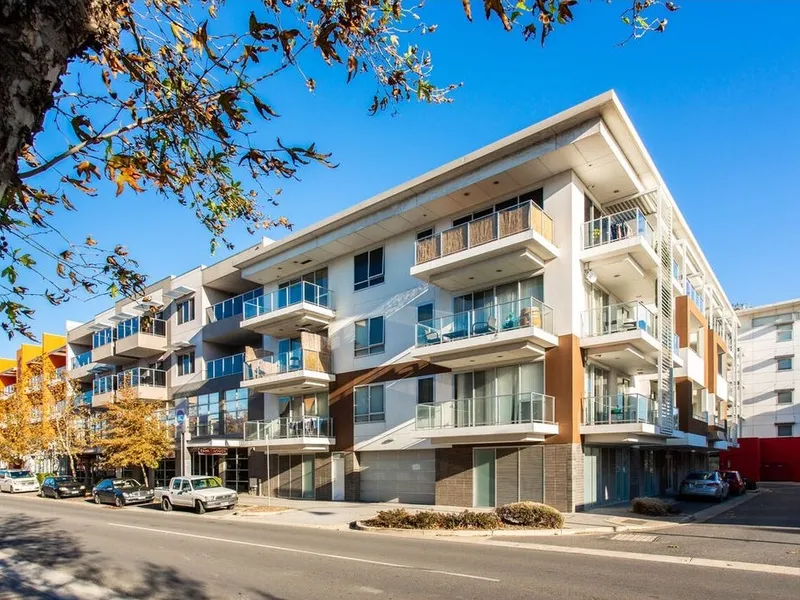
0;469;40;493
155;476;238;514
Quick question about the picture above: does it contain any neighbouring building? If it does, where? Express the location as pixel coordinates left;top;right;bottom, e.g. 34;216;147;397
721;299;800;482
62;91;741;510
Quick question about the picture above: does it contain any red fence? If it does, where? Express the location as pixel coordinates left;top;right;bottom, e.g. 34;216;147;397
720;437;800;482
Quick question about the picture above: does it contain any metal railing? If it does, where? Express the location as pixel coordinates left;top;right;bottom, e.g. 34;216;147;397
244;350;332;380
244;417;334;441
243;281;333;320
673;333;680;353
582;301;656;338
93;374;115;395
583;208;654;250
207;288;264;323
116;316;167;340
582;394;658;426
92;328;114;349
672;259;680;281
416;297;554;347
117;367;167;388
415;200;555;265
416;392;555;430
685;280;704;312
206;353;244;380
2;384;15;397
71;350;93;369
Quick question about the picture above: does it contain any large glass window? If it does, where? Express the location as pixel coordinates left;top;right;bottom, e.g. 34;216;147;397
92;328;114;348
225;449;249;493
354;384;385;423
223;388;249;435
192;392;220;436
355;316;384;357
178;298;195;325
354;248;384;291
155;459;175;488
417;377;434;405
178;352;195;376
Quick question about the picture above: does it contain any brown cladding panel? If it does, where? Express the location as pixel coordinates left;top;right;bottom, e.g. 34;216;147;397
675;296;689;348
545;335;583;444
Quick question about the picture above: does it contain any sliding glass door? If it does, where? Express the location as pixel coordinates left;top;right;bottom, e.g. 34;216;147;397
454;363;545;427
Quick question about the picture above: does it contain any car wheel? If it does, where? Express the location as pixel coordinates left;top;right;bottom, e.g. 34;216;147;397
194;501;206;515
94;493;102;505
53;490;60;500
114;495;124;508
161;498;173;512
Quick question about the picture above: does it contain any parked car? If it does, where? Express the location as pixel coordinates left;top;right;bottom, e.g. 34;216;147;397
678;471;729;502
0;470;40;494
155;476;238;514
719;470;746;496
40;476;87;499
92;478;154;507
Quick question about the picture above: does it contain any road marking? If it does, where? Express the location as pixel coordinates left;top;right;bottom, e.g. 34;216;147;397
483;539;800;577
107;522;500;583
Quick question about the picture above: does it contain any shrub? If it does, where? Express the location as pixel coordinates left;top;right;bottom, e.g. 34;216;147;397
368;508;416;529
366;508;502;530
35;472;55;485
441;510;502;530
496;502;564;529
631;497;670;517
412;511;442;530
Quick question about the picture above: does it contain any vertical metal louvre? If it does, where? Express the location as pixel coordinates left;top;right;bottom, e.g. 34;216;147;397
655;190;674;434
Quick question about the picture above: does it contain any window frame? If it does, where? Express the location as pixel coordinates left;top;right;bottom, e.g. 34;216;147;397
777;389;794;405
177;351;195;377
776;423;794;437
417;376;435;405
354;316;385;357
353;384;385;423
776;323;793;343
177;297;196;325
353;247;385;291
777;356;794;371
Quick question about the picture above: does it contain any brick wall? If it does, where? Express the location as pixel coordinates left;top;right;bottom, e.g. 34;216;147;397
495;449;519;506
435;447;473;506
519;445;545;502
315;453;332;500
544;443;583;512
345;451;360;501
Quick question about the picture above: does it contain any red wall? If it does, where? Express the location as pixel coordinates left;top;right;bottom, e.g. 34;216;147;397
720;437;800;482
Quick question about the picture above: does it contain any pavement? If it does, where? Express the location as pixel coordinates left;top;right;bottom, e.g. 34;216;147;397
1;488;798;600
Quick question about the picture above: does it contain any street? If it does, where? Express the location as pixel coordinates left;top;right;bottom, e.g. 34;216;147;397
1;489;799;600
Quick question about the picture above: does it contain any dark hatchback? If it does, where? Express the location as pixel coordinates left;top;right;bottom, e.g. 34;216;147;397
92;478;154;507
40;476;87;499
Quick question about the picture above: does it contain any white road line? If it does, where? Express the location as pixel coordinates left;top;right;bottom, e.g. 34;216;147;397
483;539;800;577
107;522;500;583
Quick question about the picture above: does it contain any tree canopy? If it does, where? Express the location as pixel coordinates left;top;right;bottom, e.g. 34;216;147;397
0;0;678;339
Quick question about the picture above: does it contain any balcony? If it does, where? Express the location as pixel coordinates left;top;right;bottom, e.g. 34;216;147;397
685;280;705;312
241;282;335;338
70;350;95;380
117;367;168;402
115;317;168;358
581;394;666;442
242;350;334;396
415;393;557;444
91;328;117;364
206;353;244;381
674;347;704;385
73;390;93;409
580;209;659;302
92;374;116;407
410;201;558;291
204;288;264;344
411;297;557;369
243;417;335;452
581;302;660;373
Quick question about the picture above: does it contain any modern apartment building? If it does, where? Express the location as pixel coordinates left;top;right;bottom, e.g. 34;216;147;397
721;299;800;482
64;91;741;510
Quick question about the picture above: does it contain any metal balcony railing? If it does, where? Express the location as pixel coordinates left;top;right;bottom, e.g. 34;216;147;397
243;281;333;320
583;208;654;250
116;316;167;340
416;297;554;347
117;367;167;389
207;288;264;323
206;353;244;380
416;392;555;430
415;200;555;265
582;394;658;426
71;350;93;369
244;417;333;441
92;328;114;349
92;374;115;395
243;350;332;380
685;280;704;312
582;301;656;338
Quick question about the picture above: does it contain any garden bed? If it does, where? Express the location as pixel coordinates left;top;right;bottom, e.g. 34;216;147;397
362;502;564;531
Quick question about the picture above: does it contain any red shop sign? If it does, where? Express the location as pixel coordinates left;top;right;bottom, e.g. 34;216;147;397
197;448;228;456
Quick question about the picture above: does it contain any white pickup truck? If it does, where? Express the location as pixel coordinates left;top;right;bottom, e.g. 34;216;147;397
155;476;238;514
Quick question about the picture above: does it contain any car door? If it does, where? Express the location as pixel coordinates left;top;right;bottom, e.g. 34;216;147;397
0;471;7;492
176;479;193;507
96;480;110;502
43;477;53;497
169;478;185;506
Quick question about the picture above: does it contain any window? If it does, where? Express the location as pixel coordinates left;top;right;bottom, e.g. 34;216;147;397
223;388;249;435
718;351;725;376
776;424;794;437
417;377;434;405
177;298;195;324
777;356;793;371
355;316;384;357
777;323;793;342
354;384;385;422
417;302;433;323
416;302;434;345
777;390;794;405
416;228;434;241
452;189;544;227
752;312;795;327
178;352;195;376
354;248;384;290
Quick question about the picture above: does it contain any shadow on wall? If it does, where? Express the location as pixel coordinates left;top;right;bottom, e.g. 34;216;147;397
742;357;785;374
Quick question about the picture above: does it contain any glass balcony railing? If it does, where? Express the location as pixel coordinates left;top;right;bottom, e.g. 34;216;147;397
208;288;264;323
582;301;656;338
244;350;332;380
673;333;680;353
583;208;654;250
244;417;333;441
71;350;93;369
416;393;555;430
73;390;93;408
206;353;244;380
685;280;704;312
117;367;167;389
416;297;554;347
582;394;658;426
243;281;333;320
117;316;167;340
672;259;680;281
93;374;115;395
92;328;114;349
415;200;555;265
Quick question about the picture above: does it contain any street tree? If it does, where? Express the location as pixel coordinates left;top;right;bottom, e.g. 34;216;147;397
95;387;173;487
0;0;678;339
51;394;95;478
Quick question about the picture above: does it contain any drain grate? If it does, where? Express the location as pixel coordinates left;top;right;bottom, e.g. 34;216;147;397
612;533;659;542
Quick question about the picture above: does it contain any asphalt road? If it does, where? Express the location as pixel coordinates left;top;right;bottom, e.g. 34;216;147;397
501;483;800;567
0;490;798;600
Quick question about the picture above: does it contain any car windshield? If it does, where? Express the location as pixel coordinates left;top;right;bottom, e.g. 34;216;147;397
54;477;75;484
685;471;715;480
192;477;221;490
720;472;738;480
112;479;141;489
9;471;33;479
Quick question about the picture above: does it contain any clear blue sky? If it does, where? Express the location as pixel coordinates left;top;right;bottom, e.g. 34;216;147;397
4;1;799;356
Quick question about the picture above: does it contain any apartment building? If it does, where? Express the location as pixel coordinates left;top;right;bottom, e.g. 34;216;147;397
721;299;800;482
64;91;740;510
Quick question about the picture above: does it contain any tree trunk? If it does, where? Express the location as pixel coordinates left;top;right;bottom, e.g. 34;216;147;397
68;451;76;478
0;0;121;192
140;464;148;488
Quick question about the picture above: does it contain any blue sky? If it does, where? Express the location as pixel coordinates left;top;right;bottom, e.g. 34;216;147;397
4;1;800;356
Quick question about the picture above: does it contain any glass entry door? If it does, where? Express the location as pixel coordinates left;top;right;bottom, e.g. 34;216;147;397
473;448;496;507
